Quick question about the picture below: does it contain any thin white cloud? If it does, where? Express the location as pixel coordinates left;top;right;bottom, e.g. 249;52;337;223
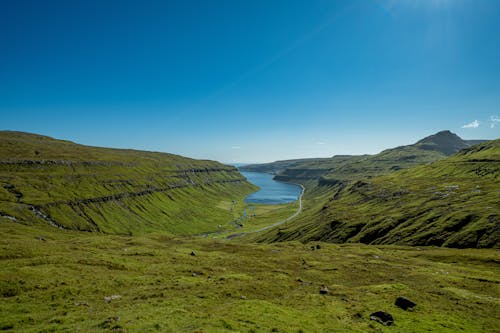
462;120;479;129
488;116;499;128
231;146;241;150
316;142;326;145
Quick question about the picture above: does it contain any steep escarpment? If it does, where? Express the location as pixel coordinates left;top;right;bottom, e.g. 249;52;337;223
255;140;499;248
0;131;256;234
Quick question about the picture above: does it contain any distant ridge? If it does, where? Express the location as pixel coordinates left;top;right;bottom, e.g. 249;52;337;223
414;130;486;155
242;130;489;186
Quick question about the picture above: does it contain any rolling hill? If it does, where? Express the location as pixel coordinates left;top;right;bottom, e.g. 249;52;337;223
242;131;488;187
0;131;498;331
0;131;257;235
255;139;500;248
239;158;330;175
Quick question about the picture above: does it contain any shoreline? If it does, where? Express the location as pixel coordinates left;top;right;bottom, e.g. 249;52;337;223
241;170;303;205
226;182;305;239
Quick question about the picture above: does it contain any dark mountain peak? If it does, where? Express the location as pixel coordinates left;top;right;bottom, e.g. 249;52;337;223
417;130;462;144
414;130;469;155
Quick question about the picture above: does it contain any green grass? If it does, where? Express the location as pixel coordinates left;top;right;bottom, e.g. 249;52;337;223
318;145;445;184
242;131;482;187
208;201;301;239
0;131;258;235
255;140;499;248
239;158;331;175
1;131;499;332
1;221;499;332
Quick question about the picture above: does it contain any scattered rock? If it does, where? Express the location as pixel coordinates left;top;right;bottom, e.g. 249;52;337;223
192;272;197;277
297;278;303;283
370;311;394;326
104;295;121;303
395;296;416;310
74;302;89;307
240;295;247;300
319;285;329;295
36;236;46;241
98;316;121;329
190;251;196;256
316;244;321;250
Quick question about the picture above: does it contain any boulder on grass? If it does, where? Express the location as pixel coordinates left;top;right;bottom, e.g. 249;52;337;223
395;296;416;310
370;311;394;326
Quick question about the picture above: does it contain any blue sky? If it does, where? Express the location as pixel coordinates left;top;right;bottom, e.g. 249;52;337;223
1;0;499;163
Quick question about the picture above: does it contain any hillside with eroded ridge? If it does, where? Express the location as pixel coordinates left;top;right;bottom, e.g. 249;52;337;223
254;139;499;248
0;131;257;235
0;131;499;332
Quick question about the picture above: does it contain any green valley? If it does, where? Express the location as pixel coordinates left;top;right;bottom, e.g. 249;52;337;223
3;2;500;331
0;131;257;235
1;131;499;332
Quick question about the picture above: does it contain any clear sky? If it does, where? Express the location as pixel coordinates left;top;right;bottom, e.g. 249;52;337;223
1;0;499;163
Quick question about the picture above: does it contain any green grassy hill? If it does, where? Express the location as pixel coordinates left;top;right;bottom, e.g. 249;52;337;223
0;131;257;235
239;158;330;175
255;139;500;248
1;131;498;331
243;131;487;187
317;144;446;186
273;155;366;186
412;130;476;155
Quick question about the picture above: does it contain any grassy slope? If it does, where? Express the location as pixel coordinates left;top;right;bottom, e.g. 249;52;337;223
255;140;500;248
243;131;483;187
1;131;498;332
318;146;445;184
273;156;366;185
1;221;498;332
239;158;330;175
0;131;257;235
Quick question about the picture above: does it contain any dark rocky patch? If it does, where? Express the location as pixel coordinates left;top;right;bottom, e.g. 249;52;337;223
395;296;416;310
370;311;394;326
98;316;122;330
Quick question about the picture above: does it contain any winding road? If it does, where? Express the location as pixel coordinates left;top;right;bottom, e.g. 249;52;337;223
226;184;305;239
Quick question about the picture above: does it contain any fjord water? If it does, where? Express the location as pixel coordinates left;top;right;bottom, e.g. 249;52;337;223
240;171;302;204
